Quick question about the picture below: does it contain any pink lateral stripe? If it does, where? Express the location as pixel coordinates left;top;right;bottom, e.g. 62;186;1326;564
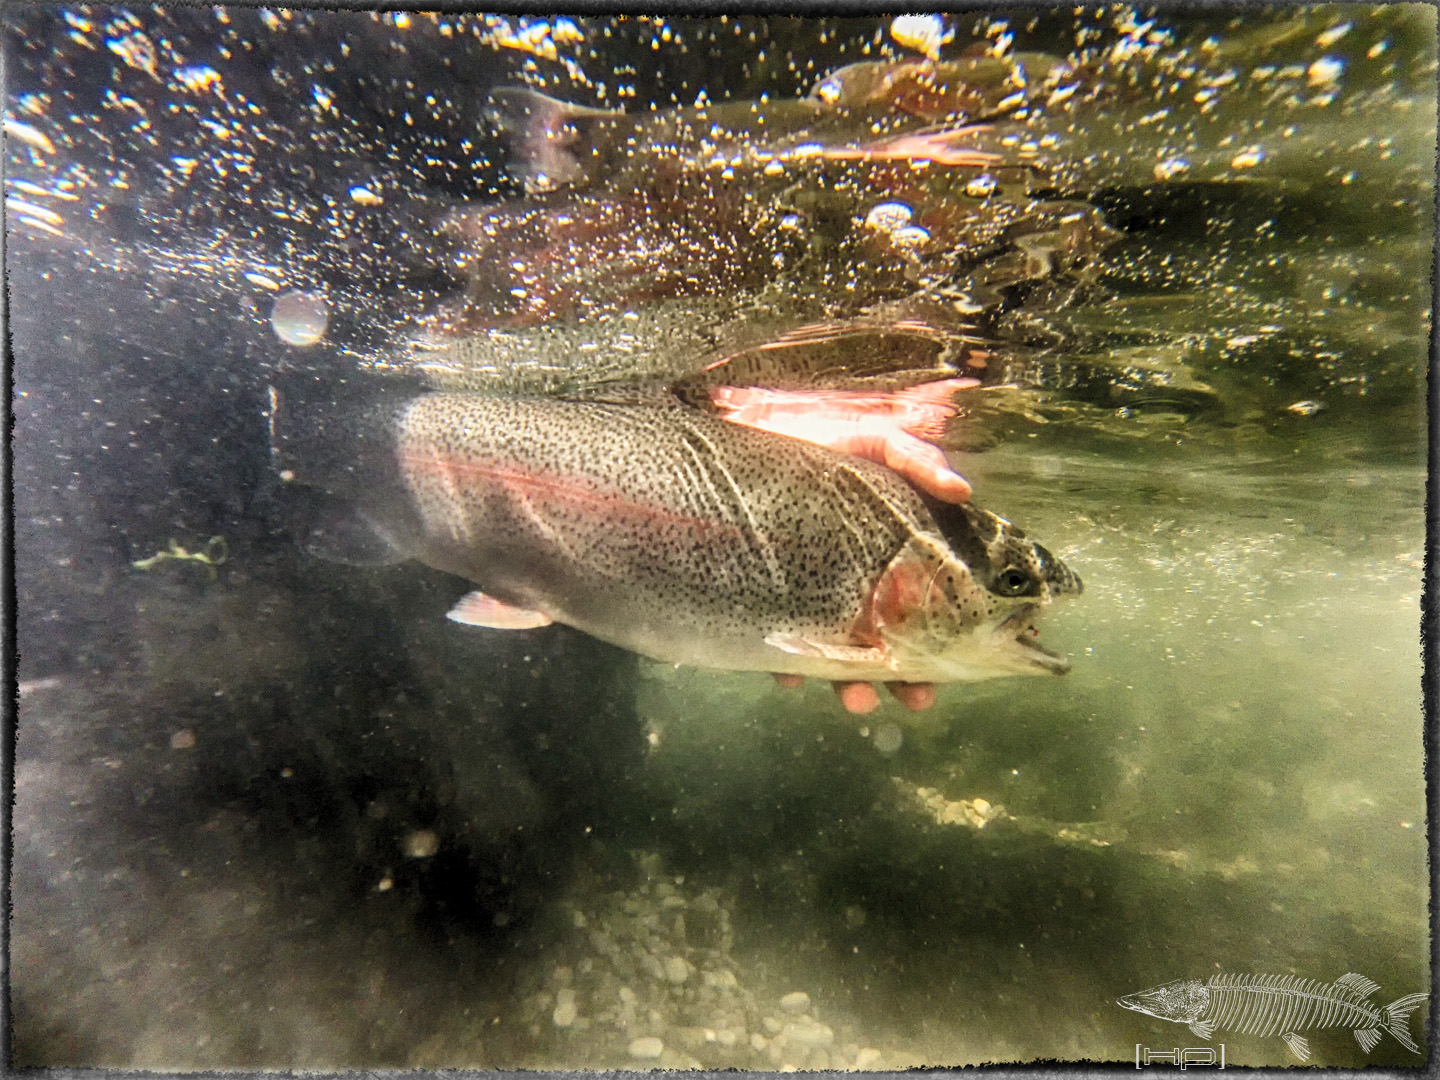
399;450;757;541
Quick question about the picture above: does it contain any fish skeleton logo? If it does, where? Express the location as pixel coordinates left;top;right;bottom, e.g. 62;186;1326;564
1118;973;1426;1063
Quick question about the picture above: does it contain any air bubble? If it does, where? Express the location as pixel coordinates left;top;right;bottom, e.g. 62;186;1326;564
270;290;329;346
864;201;913;232
965;175;998;198
889;225;931;249
890;14;951;61
873;723;904;755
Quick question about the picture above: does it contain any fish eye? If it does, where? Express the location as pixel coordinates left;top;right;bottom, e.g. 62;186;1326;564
994;567;1033;597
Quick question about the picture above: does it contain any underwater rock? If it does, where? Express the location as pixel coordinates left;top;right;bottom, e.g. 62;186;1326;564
552;988;579;1028
663;956;691;984
782;1018;834;1049
855;1047;884;1069
627;1035;664;1059
779;991;811;1014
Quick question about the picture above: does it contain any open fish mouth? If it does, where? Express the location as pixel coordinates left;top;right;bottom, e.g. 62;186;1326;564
997;605;1072;674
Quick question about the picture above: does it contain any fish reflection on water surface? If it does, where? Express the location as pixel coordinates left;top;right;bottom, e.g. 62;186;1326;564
271;385;1081;685
484;53;1072;194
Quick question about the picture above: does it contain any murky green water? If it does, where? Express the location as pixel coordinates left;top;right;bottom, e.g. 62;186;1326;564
8;5;1432;1072
620;437;1427;1067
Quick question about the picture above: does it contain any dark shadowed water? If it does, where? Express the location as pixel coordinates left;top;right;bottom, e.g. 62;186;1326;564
7;6;1432;1072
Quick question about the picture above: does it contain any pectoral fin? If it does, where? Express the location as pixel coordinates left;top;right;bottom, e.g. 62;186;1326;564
447;590;554;629
1187;1020;1215;1040
1281;1033;1310;1062
764;633;889;665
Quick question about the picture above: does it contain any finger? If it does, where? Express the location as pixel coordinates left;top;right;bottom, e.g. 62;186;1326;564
834;681;881;714
887;681;938;711
881;435;971;504
772;673;805;690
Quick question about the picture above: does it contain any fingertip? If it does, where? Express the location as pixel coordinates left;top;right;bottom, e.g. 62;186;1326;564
773;673;805;690
889;682;938;711
937;474;972;504
836;681;881;714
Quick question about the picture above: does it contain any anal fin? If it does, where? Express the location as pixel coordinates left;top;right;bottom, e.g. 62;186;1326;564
1354;1027;1382;1053
1281;1032;1310;1062
447;590;554;630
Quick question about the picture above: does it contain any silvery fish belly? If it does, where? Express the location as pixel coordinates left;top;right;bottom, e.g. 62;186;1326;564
277;388;1081;682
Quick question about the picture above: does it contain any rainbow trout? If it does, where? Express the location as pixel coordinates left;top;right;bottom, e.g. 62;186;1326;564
270;384;1080;683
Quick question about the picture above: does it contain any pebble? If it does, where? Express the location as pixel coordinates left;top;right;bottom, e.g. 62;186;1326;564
702;969;738;990
169;729;196;751
750;1033;769;1052
762;1015;783;1035
551;988;578;1028
783;1019;834;1049
628;1036;665;1059
663;956;691;984
855;1047;883;1069
779;991;811;1014
403;830;439;858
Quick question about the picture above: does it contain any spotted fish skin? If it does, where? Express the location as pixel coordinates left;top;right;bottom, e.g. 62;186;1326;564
274;387;1081;683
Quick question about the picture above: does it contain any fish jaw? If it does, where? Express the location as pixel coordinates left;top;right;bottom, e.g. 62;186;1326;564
994;604;1073;674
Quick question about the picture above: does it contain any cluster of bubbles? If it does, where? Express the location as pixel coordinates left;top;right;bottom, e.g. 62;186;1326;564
6;6;1430;440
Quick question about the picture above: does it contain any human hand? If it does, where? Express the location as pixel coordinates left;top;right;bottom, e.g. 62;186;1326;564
772;673;938;713
711;379;976;504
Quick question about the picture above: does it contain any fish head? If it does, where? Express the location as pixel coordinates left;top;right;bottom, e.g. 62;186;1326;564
1117;979;1210;1024
859;502;1082;680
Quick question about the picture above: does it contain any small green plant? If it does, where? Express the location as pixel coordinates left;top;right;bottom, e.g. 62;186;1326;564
132;536;229;579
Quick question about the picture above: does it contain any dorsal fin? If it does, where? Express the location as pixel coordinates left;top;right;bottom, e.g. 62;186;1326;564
1334;973;1382;1001
558;381;685;407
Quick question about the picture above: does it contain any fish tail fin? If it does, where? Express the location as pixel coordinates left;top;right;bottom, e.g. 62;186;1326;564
266;375;424;566
1380;993;1428;1053
266;375;420;489
486;86;619;192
